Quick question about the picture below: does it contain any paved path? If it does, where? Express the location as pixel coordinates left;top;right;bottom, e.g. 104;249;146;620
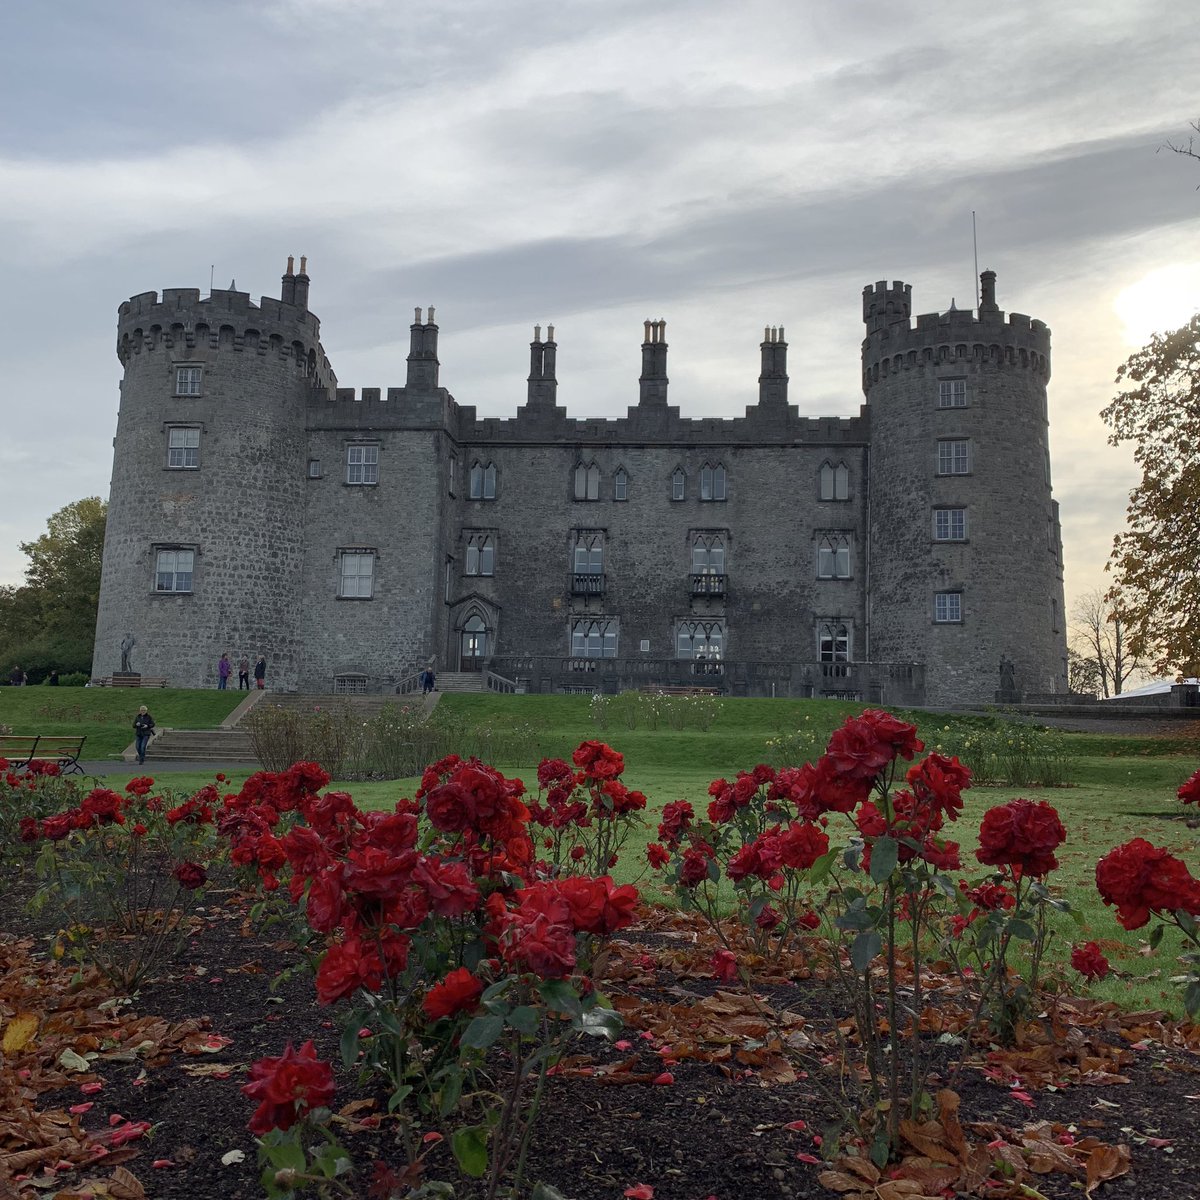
77;760;256;776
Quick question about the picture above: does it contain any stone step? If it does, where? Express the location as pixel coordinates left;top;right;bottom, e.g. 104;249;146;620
132;729;258;763
434;672;488;692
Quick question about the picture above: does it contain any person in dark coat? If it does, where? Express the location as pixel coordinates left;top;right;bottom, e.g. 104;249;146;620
238;656;250;691
133;705;155;765
254;655;267;690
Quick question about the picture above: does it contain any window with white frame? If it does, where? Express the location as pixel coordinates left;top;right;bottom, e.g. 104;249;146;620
339;551;375;598
816;532;852;579
346;443;379;485
465;533;495;576
700;462;727;501
938;379;967;408
166;426;200;469
817;620;850;662
819;461;849;501
676;619;723;659
671;468;686;501
154;548;194;593
932;507;967;541
307;459;322;479
691;532;725;574
469;460;497;500
571;618;617;658
613;468;628;501
934;592;962;623
573;531;604;575
937;439;970;475
573;461;600;500
174;365;202;396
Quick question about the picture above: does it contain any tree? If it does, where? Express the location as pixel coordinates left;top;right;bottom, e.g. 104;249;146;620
1067;647;1102;698
1102;314;1200;677
1069;588;1140;697
0;497;107;681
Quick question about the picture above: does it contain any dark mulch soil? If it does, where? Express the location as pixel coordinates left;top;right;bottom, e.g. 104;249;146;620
5;880;1199;1200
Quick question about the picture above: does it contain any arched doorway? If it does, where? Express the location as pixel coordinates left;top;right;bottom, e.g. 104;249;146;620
459;614;488;671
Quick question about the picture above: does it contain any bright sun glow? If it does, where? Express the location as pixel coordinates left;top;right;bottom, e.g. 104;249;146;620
1114;264;1200;346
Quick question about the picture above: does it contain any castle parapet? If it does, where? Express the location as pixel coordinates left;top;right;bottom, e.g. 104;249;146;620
862;272;1051;394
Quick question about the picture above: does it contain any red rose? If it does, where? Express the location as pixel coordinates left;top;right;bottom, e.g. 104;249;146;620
18;816;39;842
571;740;625;780
777;822;830;871
824;710;923;782
537;757;574;788
125;776;155;797
422;967;483;1021
424;782;474;833
557;875;638;935
646;843;670;869
41;813;73;841
1178;768;1200;806
975;799;1066;878
771;760;869;819
657;801;694;848
1095;838;1200;930
678;846;714;888
315;936;383;1004
963;882;1014;911
412;856;480;918
1070;941;1110;981
242;1040;335;1134
344;845;418;902
907;753;971;821
173;861;208;890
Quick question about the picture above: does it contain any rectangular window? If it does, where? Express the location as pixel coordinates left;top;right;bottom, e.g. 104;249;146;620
671;470;686;501
449;453;458;497
934;592;962;623
155;548;194;593
938;379;967;408
614;470;628;501
166;426;200;469
339;551;375;598
175;366;202;396
308;459;322;479
465;534;495;576
937;439;970;475
346;444;379;485
571;618;618;658
816;532;852;579
932;507;967;541
817;620;850;662
819;462;849;501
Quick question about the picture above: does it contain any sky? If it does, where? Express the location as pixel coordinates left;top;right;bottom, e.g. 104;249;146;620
2;0;1199;648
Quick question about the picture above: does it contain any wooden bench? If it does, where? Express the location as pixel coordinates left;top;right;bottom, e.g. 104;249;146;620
0;735;88;775
90;676;169;688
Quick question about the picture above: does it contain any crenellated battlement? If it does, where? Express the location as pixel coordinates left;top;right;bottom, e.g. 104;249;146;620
861;273;1050;394
117;284;336;387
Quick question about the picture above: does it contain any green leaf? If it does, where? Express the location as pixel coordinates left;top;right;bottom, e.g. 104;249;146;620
1185;980;1200;1018
538;978;583;1017
460;1014;506;1049
869;1126;891;1168
869;836;899;883
1149;923;1165;950
1006;919;1036;941
339;1022;362;1070
851;930;881;972
507;1005;541;1035
808;848;838;886
387;1084;413;1114
437;1071;463;1118
579;1006;623;1039
451;1125;489;1178
481;978;511;1002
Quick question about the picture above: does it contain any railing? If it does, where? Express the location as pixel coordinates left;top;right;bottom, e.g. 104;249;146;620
485;656;925;703
395;668;426;696
485;669;519;694
571;572;605;596
691;573;726;597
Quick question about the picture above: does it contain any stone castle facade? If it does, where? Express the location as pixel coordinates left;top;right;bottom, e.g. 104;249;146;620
93;259;1068;706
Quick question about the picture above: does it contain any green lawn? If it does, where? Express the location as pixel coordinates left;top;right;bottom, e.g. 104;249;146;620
0;687;244;757
20;691;1200;1014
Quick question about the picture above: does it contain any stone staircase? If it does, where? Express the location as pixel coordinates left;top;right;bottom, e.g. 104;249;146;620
139;728;258;763
433;671;488;694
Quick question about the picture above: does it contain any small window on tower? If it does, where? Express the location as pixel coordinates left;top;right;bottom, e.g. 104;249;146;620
308;459;322;479
938;379;967;408
175;365;202;396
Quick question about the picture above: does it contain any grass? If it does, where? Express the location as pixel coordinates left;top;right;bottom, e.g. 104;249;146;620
0;687;244;758
22;691;1200;1015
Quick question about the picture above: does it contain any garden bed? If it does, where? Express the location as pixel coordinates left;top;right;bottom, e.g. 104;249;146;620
4;880;1199;1200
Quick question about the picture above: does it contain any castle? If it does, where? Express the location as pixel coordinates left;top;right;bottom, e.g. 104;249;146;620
93;259;1068;706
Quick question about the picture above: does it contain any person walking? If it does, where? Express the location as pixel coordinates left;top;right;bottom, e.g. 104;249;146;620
218;652;232;690
133;705;155;765
8;665;22;686
238;655;250;691
254;654;267;690
423;667;436;695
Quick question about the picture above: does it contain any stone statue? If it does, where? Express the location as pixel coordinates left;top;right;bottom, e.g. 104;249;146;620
120;632;136;674
998;655;1016;700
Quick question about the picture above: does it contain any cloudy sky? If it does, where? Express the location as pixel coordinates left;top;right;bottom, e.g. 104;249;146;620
2;0;1199;636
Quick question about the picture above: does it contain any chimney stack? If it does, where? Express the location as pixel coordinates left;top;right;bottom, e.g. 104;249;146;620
526;323;559;407
281;256;296;305
758;325;789;407
293;254;310;310
638;319;668;406
979;268;999;313
406;306;440;390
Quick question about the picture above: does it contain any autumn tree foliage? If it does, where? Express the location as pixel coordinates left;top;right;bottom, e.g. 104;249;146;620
1101;314;1200;676
1069;588;1140;697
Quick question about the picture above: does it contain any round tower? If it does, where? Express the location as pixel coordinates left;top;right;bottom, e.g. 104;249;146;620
93;260;335;689
863;272;1067;706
